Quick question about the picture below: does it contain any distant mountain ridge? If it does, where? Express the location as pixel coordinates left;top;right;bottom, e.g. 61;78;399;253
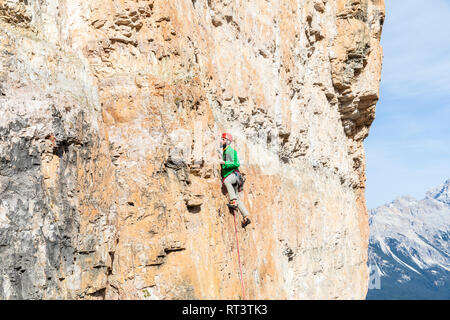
427;179;450;205
367;179;450;299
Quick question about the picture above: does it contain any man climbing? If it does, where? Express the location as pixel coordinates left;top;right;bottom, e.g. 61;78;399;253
220;133;251;228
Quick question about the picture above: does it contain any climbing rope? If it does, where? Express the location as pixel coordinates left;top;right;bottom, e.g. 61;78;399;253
232;210;246;300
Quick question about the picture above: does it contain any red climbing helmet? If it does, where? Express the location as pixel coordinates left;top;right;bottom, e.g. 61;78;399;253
221;132;233;141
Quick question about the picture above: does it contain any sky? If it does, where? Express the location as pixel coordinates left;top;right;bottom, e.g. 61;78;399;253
364;0;450;209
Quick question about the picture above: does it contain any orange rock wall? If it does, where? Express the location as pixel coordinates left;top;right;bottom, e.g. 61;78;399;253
0;0;384;299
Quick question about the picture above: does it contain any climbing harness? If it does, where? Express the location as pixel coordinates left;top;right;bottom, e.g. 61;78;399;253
221;168;245;192
232;208;246;300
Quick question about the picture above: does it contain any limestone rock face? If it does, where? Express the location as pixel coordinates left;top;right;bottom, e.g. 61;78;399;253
0;0;384;299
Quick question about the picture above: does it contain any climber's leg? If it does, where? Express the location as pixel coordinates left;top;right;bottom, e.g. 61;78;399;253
224;174;250;227
233;184;251;227
223;174;238;203
224;175;249;218
235;192;249;219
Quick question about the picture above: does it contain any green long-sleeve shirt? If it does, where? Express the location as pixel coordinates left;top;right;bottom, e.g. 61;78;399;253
221;145;240;179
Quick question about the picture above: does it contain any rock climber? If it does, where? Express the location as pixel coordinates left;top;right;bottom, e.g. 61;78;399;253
219;133;251;228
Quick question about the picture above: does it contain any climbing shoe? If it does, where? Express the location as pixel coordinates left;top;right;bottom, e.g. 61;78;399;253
227;200;238;210
241;217;251;228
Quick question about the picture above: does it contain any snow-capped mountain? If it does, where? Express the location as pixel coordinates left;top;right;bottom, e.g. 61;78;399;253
367;179;450;299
